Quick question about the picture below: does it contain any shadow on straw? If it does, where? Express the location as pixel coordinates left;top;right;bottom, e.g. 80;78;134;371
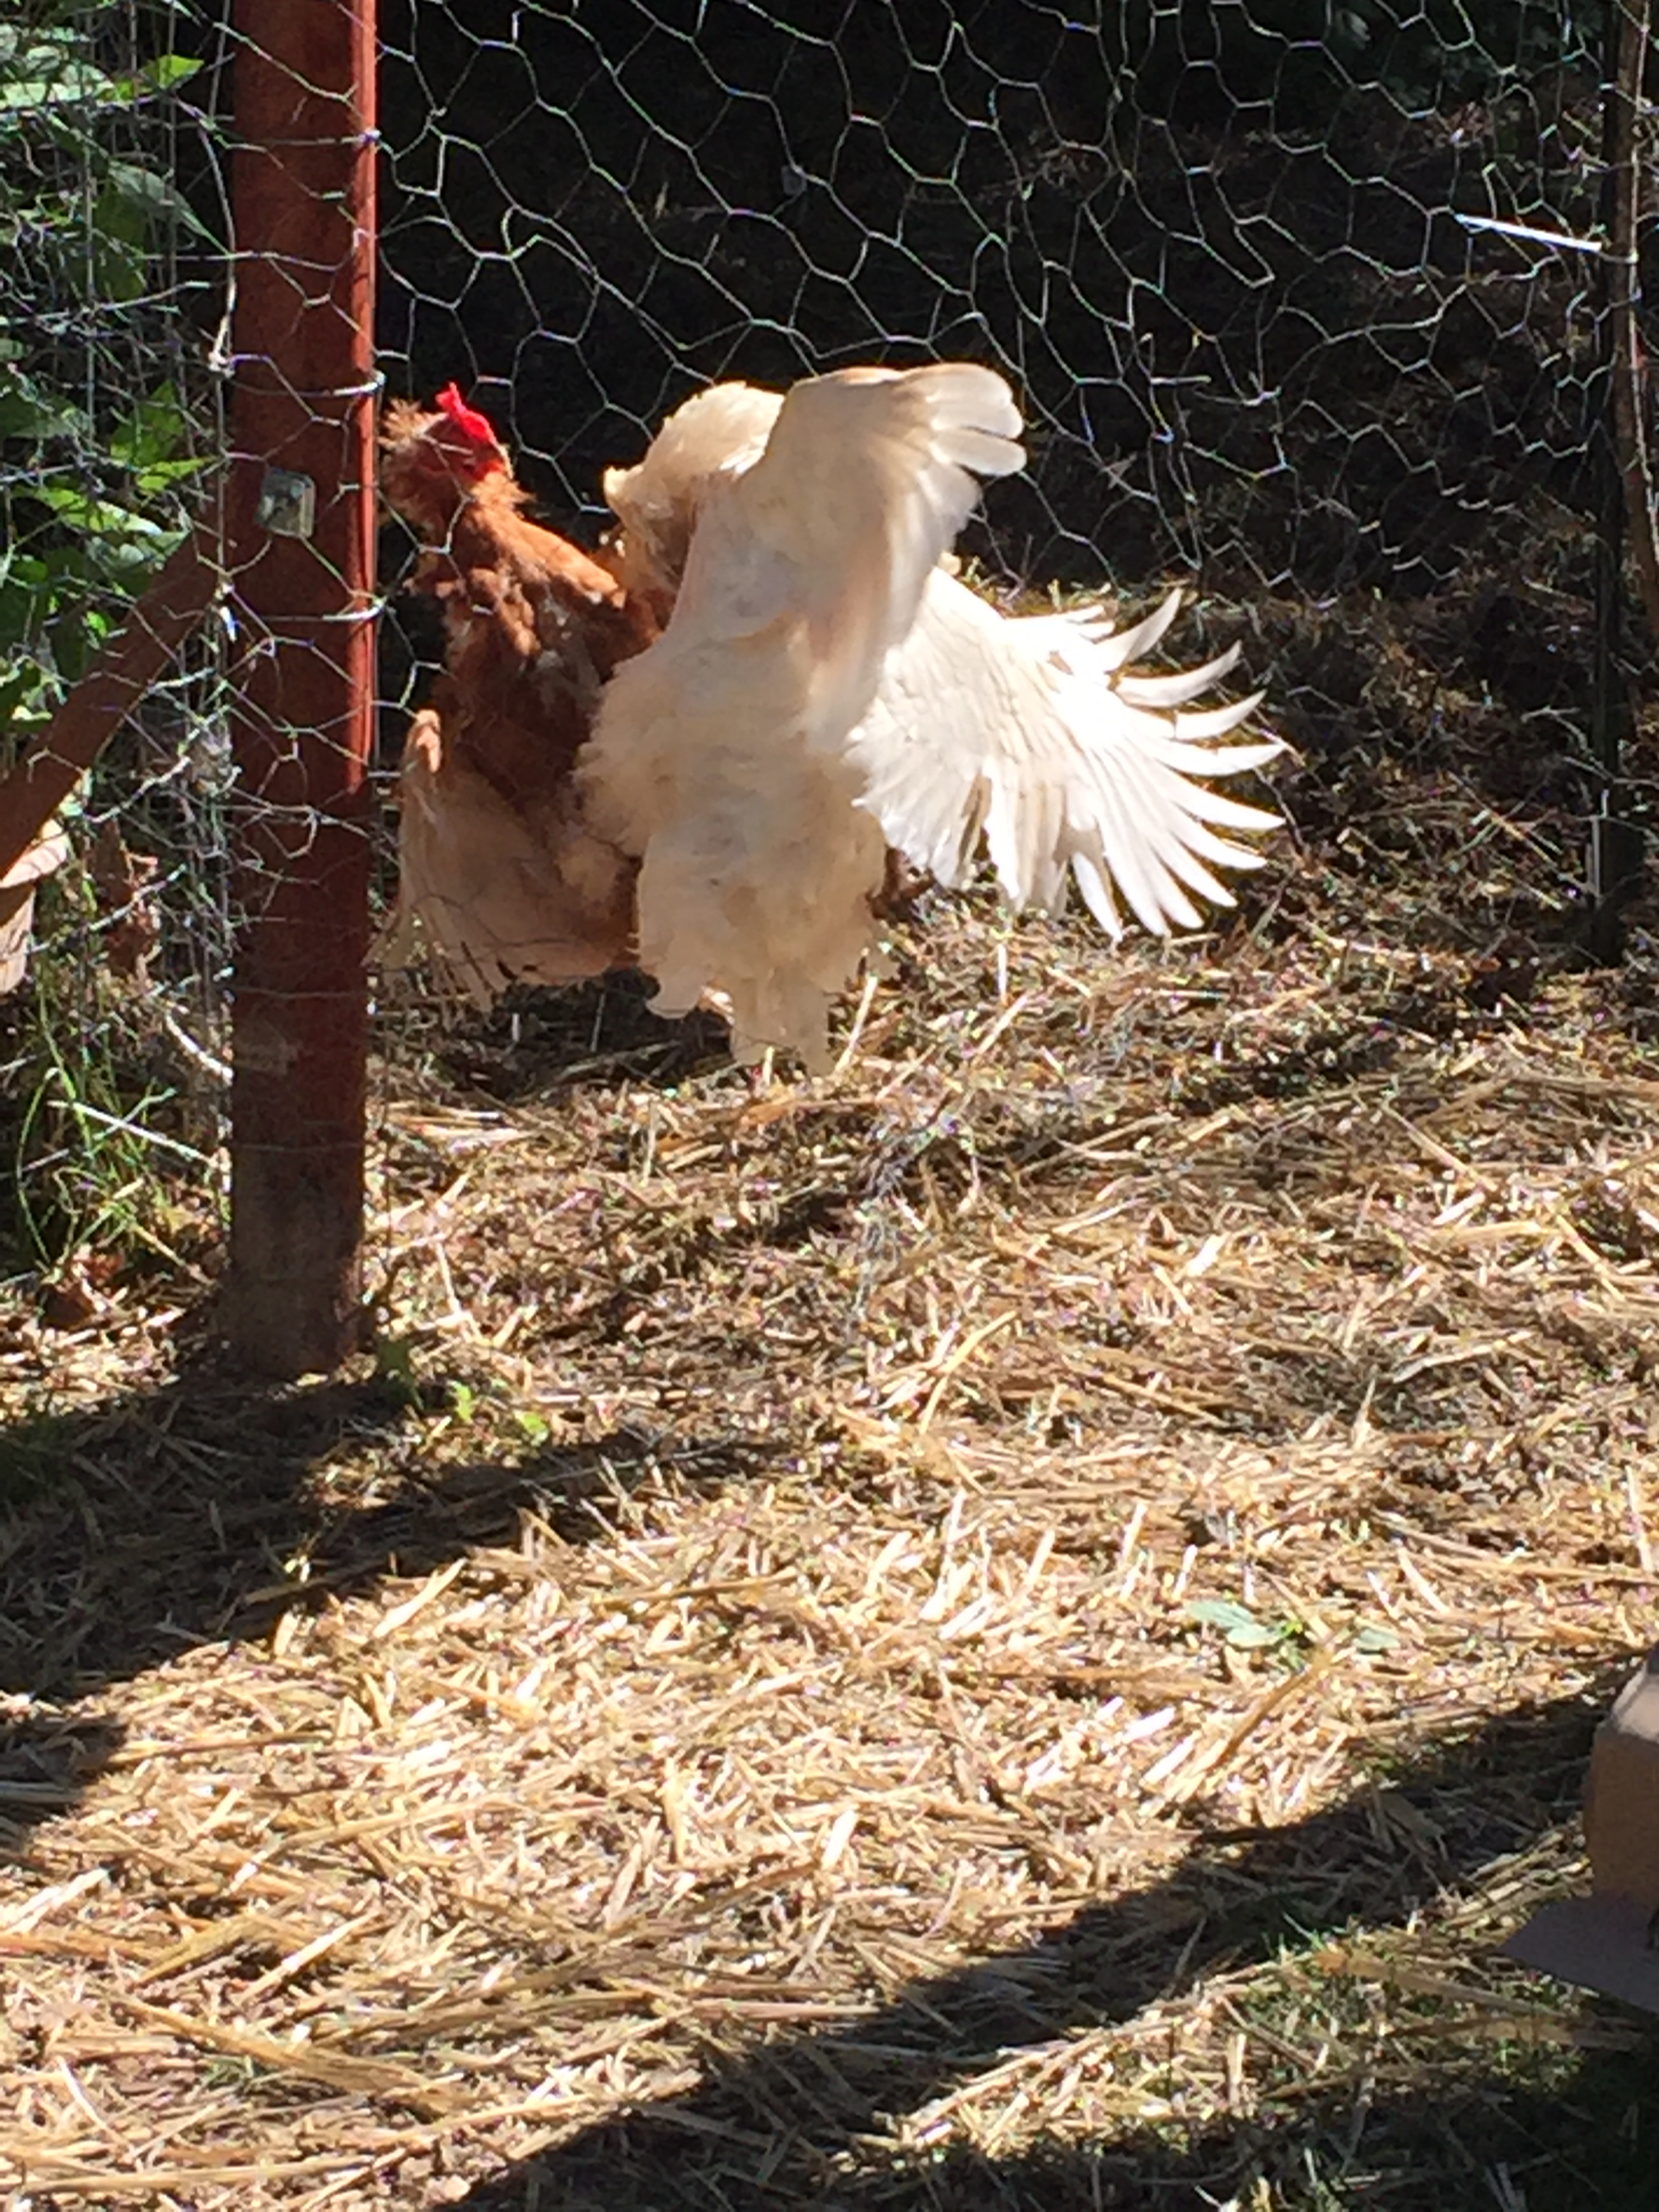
0;1373;769;1851
436;1681;1656;2212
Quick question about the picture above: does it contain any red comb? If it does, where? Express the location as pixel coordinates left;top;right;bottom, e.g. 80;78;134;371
434;382;502;452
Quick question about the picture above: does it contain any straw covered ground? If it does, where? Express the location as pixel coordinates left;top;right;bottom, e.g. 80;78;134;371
4;609;1659;2207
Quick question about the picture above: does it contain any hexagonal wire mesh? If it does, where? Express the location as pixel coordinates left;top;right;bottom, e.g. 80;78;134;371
1;0;1652;1357
373;0;1650;1048
0;1;230;1295
375;3;1614;623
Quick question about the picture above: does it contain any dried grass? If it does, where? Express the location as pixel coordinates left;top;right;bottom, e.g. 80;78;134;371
3;730;1659;2207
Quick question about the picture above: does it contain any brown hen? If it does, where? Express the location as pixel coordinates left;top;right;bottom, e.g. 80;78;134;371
377;384;655;1004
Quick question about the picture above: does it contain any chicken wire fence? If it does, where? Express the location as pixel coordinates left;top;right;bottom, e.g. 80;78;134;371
1;2;229;1292
1;0;1652;1353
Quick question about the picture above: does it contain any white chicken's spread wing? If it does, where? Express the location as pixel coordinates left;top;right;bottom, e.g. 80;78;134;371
718;365;1023;743
579;364;1025;1067
852;575;1283;939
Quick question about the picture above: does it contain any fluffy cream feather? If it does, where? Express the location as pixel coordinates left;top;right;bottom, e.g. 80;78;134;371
384;709;632;1008
602;383;783;617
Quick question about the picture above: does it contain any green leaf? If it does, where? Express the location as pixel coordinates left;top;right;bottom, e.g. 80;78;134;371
1353;1622;1400;1654
108;382;188;469
140;53;201;93
134;457;209;493
89;190;149;303
108;388;176;470
0;39;118;112
372;1334;421;1406
106;384;209;495
514;1407;552;1446
0;366;86;443
1183;1597;1283;1649
0;661;52;734
100;159;204;238
33;482;177;544
375;1334;416;1380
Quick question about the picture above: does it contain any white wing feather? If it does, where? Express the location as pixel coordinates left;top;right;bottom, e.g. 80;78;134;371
579;364;1025;1067
853;576;1284;939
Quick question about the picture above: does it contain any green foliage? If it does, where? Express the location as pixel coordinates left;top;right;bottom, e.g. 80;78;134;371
0;3;220;1283
14;1002;207;1267
0;5;204;752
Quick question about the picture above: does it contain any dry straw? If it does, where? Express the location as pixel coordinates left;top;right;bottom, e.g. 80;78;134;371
2;711;1657;2204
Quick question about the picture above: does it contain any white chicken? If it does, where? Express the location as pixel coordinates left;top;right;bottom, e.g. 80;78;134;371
581;364;1283;1068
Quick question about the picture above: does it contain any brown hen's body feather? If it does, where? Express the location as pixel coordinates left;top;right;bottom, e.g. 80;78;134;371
377;396;656;1004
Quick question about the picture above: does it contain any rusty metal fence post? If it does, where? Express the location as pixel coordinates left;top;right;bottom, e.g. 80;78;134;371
225;0;378;1376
